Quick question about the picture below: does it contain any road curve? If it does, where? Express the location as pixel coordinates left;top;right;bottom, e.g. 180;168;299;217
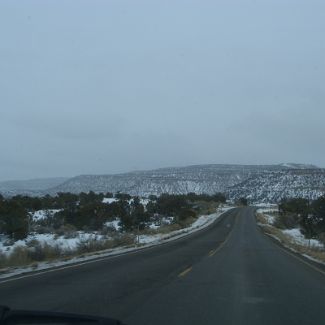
1;207;325;325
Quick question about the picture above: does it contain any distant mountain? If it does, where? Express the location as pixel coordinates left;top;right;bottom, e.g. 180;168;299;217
46;163;324;203
0;177;69;197
278;163;320;169
1;164;324;203
227;168;325;202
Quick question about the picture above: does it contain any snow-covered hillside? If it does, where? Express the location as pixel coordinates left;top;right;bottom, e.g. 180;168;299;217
1;164;324;203
47;164;325;203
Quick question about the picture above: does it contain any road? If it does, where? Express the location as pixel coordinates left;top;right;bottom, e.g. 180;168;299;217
1;207;325;325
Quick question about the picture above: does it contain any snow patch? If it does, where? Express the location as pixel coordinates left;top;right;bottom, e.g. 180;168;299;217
104;219;121;231
138;206;234;245
30;209;62;221
102;198;118;204
282;228;323;248
0;207;235;280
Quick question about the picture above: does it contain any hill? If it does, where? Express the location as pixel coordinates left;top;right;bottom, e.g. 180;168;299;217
1;164;324;203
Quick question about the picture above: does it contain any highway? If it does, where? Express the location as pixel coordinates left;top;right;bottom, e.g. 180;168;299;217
1;207;325;325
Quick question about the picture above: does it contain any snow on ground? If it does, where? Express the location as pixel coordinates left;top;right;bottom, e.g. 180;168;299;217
140;198;150;206
255;203;278;209
0;206;235;279
0;232;106;256
102;198;118;204
257;207;278;214
282;228;323;248
138;206;234;245
257;207;323;247
104;219;121;231
264;214;275;225
102;197;150;206
30;209;62;221
147;217;174;230
257;207;278;225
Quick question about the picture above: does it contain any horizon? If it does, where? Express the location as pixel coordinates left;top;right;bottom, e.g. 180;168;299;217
0;161;322;183
1;0;324;181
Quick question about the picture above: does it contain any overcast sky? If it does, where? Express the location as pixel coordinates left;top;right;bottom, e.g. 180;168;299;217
0;0;324;181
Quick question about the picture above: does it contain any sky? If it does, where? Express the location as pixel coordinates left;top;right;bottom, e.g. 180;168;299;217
0;0;324;181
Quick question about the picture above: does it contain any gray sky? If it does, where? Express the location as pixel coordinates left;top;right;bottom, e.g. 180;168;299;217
1;0;324;181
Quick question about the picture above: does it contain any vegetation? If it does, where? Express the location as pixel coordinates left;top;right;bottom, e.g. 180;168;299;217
236;197;248;206
0;192;227;240
0;191;227;269
278;197;325;240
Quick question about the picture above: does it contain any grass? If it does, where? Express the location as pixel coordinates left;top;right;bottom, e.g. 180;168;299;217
0;234;136;270
0;205;218;271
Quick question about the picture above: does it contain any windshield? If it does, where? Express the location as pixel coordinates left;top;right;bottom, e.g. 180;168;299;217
0;1;325;325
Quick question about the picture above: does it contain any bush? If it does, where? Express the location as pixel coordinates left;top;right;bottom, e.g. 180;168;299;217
32;225;53;235
77;234;135;254
55;224;77;238
274;213;299;229
77;238;114;253
178;208;197;221
317;232;325;246
6;246;32;267
2;238;15;247
26;239;64;261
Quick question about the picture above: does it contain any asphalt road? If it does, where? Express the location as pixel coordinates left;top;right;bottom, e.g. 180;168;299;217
1;207;325;325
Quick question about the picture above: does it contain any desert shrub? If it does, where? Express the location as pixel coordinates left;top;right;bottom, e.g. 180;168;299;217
160;223;182;233
99;227;114;236
0;251;7;269
2;238;15;247
317;232;325;247
26;239;64;261
112;234;135;247
273;213;299;229
178;208;197;221
26;239;40;248
77;234;135;254
76;238;114;253
32;225;53;234
5;246;32;267
55;224;77;238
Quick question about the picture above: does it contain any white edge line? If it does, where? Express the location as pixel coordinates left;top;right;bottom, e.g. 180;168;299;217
0;208;235;284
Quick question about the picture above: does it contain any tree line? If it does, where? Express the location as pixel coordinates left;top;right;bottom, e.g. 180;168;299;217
278;196;325;239
0;192;226;240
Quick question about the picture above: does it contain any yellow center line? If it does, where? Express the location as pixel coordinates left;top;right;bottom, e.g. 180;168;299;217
178;266;192;278
208;249;217;257
208;215;239;257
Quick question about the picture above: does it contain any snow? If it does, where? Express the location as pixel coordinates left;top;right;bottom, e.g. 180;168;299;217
102;197;149;206
282;228;323;248
30;209;62;221
264;214;275;225
0;232;106;256
102;198;118;204
256;207;278;214
280;163;295;168
140;198;150;206
104;219;121;231
0;206;235;280
255;203;278;209
148;224;160;230
256;207;278;225
138;206;234;245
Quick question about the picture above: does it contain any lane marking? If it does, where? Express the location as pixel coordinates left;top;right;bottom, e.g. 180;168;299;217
207;212;239;258
178;266;192;278
0;209;238;285
208;249;217;257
